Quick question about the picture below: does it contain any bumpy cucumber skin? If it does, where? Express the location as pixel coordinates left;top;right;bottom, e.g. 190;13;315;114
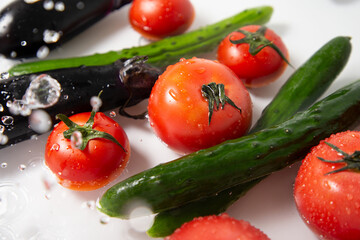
251;36;352;133
146;36;352;238
8;6;273;76
99;79;360;219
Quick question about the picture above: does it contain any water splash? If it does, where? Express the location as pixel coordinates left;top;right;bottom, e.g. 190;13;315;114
90;95;102;112
8;74;61;116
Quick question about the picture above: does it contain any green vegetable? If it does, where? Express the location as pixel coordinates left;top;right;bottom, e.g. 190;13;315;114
99;78;360;219
146;36;352;237
8;6;273;76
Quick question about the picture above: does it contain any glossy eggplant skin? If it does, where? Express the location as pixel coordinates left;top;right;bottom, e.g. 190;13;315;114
0;57;161;148
0;0;132;58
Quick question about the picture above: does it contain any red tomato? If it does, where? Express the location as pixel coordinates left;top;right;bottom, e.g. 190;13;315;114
129;0;195;40
148;57;252;155
294;130;360;240
165;213;270;240
45;112;130;191
217;25;289;88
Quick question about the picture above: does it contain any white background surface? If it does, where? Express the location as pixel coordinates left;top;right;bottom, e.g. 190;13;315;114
1;0;360;239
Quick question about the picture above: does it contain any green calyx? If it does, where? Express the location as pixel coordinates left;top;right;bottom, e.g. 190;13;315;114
230;25;291;66
56;111;126;152
201;82;241;125
317;141;360;175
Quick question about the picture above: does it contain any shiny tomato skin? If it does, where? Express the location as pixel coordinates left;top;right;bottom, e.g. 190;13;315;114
217;25;289;88
129;0;195;40
45;112;130;191
148;57;252;155
294;131;360;240
165;213;270;240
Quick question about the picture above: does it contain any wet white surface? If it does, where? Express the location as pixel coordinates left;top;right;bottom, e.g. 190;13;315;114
1;0;360;239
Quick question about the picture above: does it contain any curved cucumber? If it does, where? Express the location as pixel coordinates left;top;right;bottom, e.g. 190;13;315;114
251;36;352;133
147;36;352;238
99;78;360;219
8;6;273;76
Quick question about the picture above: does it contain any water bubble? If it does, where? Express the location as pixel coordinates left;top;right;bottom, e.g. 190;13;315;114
76;1;85;9
0;182;29;224
36;45;49;59
20;41;27;46
1;116;14;125
0;163;7;168
55;1;65;11
71;131;83;149
29;109;52;134
0;72;9;80
90;95;102;112
43;29;61;43
43;0;54;10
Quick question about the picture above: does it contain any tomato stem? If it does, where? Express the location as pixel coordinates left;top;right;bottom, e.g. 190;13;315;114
317;141;360;175
201;82;241;125
56;112;126;152
230;26;292;67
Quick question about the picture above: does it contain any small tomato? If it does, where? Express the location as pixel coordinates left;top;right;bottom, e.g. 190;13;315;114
129;0;195;40
217;25;289;88
45;112;130;191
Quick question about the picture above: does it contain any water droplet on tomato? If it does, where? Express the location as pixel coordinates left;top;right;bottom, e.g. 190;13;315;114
169;89;178;101
51;143;60;151
195;67;206;74
71;131;83;149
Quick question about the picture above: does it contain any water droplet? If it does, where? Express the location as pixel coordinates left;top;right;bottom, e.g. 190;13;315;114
109;111;116;117
0;163;7;168
76;1;85;9
29;110;52;134
71;131;83;149
100;216;110;224
0;134;8;145
0;72;9;80
51;143;60;151
18;164;26;171
20;41;27;46
85;200;95;210
1;116;14;126
36;45;49;59
90;95;102;112
54;1;65;11
43;29;62;44
10;51;17;58
43;0;54;10
63;95;69;100
347;194;353;201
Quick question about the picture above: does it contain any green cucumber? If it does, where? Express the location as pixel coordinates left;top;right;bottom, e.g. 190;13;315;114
99;78;360;219
8;6;273;76
147;36;352;238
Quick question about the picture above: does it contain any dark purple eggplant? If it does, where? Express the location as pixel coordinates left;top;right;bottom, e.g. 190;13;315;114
0;56;161;148
0;0;132;59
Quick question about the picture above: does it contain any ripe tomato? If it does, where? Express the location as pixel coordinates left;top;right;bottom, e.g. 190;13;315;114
148;57;252;155
165;213;270;240
129;0;195;40
45;112;130;191
217;25;289;88
294;130;360;240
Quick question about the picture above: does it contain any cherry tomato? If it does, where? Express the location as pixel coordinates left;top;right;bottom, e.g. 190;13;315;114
45;112;130;191
129;0;195;40
294;130;360;240
148;57;252;155
165;213;270;240
217;25;289;88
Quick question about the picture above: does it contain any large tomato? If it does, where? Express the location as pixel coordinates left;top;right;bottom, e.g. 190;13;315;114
217;25;289;88
45;112;130;191
147;57;252;155
129;0;195;40
294;130;360;240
